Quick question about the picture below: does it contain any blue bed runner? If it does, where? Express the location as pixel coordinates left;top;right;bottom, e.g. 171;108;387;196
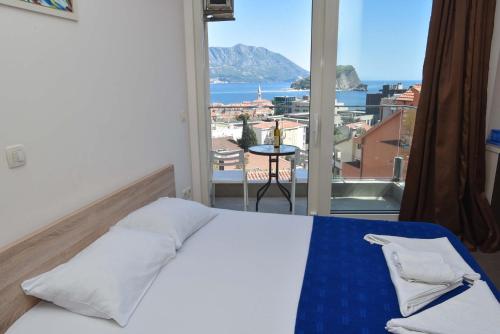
295;216;500;334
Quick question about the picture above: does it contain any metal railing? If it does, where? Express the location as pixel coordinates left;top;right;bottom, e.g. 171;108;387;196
210;104;417;181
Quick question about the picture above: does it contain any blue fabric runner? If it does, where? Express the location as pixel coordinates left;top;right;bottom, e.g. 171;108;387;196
295;216;500;334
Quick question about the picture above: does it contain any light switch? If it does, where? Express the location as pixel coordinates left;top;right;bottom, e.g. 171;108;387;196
5;145;26;169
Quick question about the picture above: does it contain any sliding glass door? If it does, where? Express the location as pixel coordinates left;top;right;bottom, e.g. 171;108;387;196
308;0;431;215
198;0;431;216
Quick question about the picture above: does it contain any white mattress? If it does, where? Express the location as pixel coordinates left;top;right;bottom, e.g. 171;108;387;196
7;209;313;334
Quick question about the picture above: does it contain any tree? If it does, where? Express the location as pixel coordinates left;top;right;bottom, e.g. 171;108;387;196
401;109;416;148
237;113;257;152
355;128;367;137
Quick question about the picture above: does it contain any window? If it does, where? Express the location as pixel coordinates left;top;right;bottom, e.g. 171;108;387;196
186;0;432;215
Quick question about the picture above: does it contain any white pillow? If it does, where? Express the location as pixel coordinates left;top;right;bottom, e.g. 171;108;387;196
21;226;176;327
117;197;217;249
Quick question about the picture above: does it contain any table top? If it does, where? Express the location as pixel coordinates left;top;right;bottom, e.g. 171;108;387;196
248;145;297;156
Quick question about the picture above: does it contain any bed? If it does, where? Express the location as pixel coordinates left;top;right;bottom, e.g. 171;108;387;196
7;209;312;333
1;166;499;333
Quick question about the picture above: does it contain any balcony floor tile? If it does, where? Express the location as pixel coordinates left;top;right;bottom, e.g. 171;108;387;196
213;197;308;215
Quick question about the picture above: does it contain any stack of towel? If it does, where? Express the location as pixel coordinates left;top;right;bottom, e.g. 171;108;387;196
364;234;481;316
383;242;463;316
386;280;500;334
364;234;500;333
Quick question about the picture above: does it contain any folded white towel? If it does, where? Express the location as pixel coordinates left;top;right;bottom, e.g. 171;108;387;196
382;243;463;316
364;234;481;316
389;243;462;284
364;234;481;283
386;280;500;334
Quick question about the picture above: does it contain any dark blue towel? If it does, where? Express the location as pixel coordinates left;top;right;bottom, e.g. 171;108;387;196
295;216;499;334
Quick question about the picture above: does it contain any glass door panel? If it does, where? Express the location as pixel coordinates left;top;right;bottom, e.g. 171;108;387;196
330;0;432;213
207;0;313;215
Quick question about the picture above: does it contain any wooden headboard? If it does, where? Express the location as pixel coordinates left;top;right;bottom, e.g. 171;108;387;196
0;165;175;333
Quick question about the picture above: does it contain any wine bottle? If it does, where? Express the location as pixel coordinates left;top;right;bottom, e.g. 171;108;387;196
273;120;281;148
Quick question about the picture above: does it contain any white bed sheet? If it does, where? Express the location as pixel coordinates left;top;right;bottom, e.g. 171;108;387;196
7;209;313;334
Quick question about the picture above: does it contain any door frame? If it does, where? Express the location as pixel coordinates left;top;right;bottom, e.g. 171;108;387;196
184;0;339;213
183;0;211;205
307;0;339;215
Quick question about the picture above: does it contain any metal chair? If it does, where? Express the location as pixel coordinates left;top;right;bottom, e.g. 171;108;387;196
211;150;248;211
291;149;308;214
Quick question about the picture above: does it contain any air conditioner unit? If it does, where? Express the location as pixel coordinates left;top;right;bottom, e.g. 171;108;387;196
204;0;235;21
205;0;233;13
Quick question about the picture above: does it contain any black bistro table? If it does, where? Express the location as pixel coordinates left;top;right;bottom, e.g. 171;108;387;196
248;144;298;212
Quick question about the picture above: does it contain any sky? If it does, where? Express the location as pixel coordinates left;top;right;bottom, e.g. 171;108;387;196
208;0;433;81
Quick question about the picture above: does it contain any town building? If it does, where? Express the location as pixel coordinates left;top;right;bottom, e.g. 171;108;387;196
291;98;310;113
252;120;307;150
342;110;411;179
273;96;296;114
365;82;408;122
210;85;275;122
395;84;421;107
211;122;243;141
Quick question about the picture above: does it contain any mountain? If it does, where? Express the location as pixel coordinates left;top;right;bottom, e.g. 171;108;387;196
290;65;367;91
209;44;309;83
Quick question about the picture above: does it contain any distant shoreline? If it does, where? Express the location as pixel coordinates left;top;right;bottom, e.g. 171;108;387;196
210;80;422;85
209;80;422;105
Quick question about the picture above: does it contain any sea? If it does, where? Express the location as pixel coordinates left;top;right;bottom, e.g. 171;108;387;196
210;80;421;106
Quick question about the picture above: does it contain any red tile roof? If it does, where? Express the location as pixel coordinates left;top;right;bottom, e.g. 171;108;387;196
252;120;305;130
346;122;371;131
211;138;291;173
395;85;421;103
396;91;415;102
212;137;240;152
247;170;292;182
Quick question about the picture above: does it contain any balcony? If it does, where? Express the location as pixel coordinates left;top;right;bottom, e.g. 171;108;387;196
330;179;403;212
212;179;404;215
210;103;416;215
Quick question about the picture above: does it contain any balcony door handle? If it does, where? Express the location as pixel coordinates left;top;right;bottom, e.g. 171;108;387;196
312;117;320;146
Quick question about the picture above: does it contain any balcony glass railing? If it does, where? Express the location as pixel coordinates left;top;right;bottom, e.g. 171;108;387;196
331;104;416;212
209;103;417;213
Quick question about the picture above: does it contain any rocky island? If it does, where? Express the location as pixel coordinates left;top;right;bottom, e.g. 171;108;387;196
291;65;367;91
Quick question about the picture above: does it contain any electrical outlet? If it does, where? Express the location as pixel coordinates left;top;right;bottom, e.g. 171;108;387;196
182;187;192;200
5;145;26;169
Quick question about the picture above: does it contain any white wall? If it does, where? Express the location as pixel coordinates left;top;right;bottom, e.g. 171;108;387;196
0;0;192;248
486;3;500;201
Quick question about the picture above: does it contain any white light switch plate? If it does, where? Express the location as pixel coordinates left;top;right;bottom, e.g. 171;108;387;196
5;145;26;169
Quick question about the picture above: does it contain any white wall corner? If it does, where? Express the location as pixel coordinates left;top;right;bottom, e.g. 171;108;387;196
183;0;211;205
485;4;500;203
487;2;500;136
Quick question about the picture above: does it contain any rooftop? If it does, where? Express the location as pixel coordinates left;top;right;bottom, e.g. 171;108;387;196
252;120;306;130
212;137;240;151
211;137;292;180
345;122;372;131
395;85;422;103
